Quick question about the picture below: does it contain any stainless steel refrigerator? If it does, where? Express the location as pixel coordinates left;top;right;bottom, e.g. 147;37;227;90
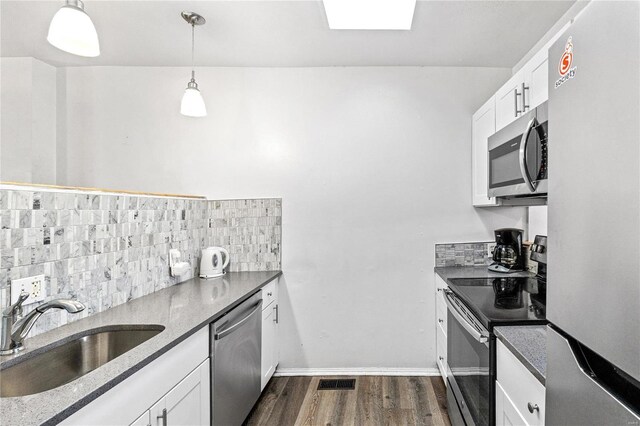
546;1;640;424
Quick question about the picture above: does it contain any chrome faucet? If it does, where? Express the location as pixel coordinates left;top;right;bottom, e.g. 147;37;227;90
1;292;85;355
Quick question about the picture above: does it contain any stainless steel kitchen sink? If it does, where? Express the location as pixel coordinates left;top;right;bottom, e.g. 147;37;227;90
0;325;164;397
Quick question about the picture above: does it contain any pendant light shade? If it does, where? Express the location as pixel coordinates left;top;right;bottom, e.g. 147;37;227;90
180;12;207;118
181;78;207;117
47;0;100;57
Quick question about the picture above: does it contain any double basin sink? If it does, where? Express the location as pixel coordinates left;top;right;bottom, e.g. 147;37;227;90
0;325;164;398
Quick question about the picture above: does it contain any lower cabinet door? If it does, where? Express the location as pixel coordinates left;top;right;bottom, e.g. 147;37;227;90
261;304;276;390
436;323;447;382
151;359;210;426
496;381;528;426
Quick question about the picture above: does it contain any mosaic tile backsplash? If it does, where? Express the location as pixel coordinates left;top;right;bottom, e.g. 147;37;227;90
0;189;281;337
435;242;494;267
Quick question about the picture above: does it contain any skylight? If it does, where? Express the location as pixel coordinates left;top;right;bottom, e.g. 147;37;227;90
323;0;417;30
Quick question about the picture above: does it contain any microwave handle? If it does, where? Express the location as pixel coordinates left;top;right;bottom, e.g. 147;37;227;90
519;117;538;192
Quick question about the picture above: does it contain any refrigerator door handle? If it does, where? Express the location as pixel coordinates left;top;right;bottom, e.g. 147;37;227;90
519;117;538;192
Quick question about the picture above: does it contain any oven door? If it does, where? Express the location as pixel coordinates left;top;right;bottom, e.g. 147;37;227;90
488;105;548;198
444;289;491;426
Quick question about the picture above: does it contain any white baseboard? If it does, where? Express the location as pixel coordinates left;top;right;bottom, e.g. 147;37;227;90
274;367;440;377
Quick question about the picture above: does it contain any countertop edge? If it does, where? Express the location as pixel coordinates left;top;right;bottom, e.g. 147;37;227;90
494;327;546;386
39;271;282;425
434;266;533;282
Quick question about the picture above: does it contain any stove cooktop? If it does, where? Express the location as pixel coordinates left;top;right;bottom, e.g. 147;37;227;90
447;277;547;330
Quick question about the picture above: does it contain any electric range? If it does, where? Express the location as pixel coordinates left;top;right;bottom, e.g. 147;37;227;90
447;276;546;330
444;268;547;426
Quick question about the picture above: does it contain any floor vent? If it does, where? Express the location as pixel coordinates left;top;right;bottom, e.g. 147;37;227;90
317;378;356;390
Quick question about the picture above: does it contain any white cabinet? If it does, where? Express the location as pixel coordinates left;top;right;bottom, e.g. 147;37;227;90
496;381;528;426
435;274;448;382
472;96;499;206
496;340;546;426
522;49;549;112
495;69;526;132
261;279;279;390
150;360;210;426
495;22;572;134
63;327;210;426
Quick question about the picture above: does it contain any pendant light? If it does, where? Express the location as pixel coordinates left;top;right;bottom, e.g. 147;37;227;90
47;0;100;57
180;12;207;118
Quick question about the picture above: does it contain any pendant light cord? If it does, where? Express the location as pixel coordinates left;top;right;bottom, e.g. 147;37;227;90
191;22;195;81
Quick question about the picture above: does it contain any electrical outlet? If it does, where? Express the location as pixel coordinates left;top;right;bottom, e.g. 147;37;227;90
487;243;497;258
10;275;46;305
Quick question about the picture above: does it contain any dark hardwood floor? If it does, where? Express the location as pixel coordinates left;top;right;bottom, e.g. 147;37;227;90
245;376;451;426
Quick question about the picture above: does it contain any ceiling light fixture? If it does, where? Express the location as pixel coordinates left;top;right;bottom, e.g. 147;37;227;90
180;11;207;118
322;0;417;30
47;0;100;57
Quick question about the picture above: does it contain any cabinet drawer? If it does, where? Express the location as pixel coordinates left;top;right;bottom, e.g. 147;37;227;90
435;274;448;292
436;322;448;381
262;280;277;309
497;340;545;426
435;275;447;310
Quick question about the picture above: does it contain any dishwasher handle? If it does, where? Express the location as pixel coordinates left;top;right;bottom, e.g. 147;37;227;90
214;301;263;340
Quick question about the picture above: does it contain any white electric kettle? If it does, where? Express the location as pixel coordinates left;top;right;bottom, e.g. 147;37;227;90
200;247;230;278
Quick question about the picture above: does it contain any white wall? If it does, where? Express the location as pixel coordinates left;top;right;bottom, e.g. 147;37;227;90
59;66;525;370
0;57;57;183
528;206;548;240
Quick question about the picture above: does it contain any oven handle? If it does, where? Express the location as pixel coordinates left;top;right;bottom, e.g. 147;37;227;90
443;289;490;345
519;117;538;192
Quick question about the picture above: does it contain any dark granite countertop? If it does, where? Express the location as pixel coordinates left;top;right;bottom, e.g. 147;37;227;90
0;271;282;426
435;266;533;282
495;325;547;385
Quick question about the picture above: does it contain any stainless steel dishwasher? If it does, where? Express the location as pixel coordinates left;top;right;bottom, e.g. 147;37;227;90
211;291;263;426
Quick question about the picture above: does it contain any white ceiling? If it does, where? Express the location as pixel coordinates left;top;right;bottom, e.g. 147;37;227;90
1;0;575;68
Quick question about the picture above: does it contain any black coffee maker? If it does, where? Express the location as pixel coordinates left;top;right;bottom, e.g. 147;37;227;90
488;228;525;273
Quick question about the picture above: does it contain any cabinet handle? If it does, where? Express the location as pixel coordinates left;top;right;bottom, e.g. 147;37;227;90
522;82;530;111
527;403;539;413
438;318;444;323
437;288;442;292
157;408;167;426
514;88;523;117
273;304;279;324
267;292;273;296
439;356;444;361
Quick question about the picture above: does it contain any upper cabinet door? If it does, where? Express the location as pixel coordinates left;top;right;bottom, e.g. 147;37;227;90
495;70;524;132
472;96;499;206
522;48;549;111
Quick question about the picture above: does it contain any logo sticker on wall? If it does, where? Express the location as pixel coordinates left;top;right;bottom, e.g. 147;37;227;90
555;36;577;89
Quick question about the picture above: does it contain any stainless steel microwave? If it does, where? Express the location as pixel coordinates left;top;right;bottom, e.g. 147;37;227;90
488;102;548;200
